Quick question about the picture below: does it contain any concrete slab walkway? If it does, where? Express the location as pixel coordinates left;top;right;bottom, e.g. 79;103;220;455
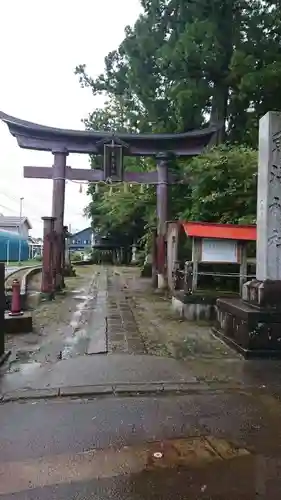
0;353;199;396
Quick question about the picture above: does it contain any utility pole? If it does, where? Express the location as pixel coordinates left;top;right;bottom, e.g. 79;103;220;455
18;197;24;263
6;239;10;266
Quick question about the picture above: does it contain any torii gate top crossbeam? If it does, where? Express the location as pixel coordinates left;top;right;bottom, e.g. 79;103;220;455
0;111;220;156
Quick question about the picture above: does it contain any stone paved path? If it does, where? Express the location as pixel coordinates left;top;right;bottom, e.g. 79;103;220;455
106;270;145;354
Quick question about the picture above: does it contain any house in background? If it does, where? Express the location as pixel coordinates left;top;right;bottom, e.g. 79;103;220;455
68;227;94;252
0;216;32;239
28;236;43;259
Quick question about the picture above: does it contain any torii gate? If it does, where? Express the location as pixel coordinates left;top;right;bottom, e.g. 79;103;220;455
0;111;219;292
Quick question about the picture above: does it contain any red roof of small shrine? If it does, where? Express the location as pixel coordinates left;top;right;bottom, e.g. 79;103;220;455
181;221;256;241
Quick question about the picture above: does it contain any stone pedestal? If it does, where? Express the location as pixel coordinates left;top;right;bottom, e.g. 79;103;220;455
242;279;281;310
215;111;281;357
214;298;281;358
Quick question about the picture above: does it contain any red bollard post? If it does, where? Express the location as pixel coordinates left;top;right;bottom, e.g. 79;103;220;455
9;279;23;316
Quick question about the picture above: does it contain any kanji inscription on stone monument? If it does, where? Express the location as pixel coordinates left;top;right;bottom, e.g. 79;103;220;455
257;112;281;280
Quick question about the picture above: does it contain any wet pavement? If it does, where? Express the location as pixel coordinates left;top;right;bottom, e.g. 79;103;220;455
2;266;281;497
0;353;199;395
4;266;102;371
2;392;281;497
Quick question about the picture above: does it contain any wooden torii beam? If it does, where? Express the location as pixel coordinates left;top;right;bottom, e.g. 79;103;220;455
0;111;220;291
25;154;178;291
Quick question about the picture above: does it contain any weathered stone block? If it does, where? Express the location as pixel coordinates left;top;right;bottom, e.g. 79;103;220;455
215;298;281;358
243;279;281;309
171;291;238;323
4;311;33;334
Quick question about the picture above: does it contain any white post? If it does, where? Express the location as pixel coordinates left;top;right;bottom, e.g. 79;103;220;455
132;243;137;263
6;240;9;266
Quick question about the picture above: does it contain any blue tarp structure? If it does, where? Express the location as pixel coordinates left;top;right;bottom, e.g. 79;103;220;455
0;230;29;262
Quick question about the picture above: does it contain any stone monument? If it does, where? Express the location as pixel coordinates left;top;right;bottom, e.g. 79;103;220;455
243;111;281;306
215;111;281;357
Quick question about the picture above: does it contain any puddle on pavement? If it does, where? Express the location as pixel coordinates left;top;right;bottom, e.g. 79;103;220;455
76;301;92;311
17;361;42;375
62;329;88;359
6;359;42;376
72;295;92;301
15;349;33;360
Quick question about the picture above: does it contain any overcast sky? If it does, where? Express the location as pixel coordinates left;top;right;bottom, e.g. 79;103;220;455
0;0;141;237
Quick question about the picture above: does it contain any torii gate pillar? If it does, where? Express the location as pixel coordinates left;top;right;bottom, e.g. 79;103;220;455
41;216;56;298
52;150;67;291
156;153;169;289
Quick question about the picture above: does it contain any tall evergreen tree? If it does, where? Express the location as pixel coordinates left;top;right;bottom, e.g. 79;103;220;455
76;0;281;241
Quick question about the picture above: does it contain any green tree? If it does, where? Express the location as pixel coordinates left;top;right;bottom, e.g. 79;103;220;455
82;97;194;246
76;0;281;145
184;145;257;224
75;0;281;237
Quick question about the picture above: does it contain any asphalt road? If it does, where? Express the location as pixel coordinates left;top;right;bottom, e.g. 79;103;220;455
1;391;281;498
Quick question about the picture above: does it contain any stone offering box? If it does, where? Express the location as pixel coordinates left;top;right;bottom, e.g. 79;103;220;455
169;222;256;322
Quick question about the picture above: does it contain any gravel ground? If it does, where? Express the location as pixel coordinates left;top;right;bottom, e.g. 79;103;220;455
5;265;244;384
27;266;94;328
118;267;244;385
5;265;97;368
118;267;235;359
